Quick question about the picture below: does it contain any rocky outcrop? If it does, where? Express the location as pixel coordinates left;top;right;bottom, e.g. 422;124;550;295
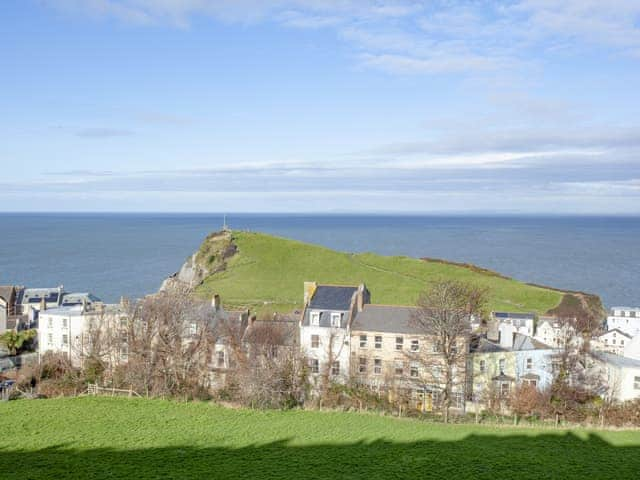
160;230;237;292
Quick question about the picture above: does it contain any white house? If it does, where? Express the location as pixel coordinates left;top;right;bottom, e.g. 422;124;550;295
607;307;640;337
38;301;127;366
591;328;632;356
623;335;640;362
534;316;580;349
300;282;369;384
488;312;535;349
591;353;640;402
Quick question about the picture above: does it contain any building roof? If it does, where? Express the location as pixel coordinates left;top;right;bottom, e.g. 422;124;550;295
0;286;15;303
599;328;632;339
308;285;358;311
17;287;64;305
61;292;102;306
492;311;535;320
472;338;508;353
512;333;553;351
593;352;640;369
351;304;420;334
610;307;640;315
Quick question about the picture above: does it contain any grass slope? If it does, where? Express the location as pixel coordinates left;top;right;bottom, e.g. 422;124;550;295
1;397;639;479
197;231;564;314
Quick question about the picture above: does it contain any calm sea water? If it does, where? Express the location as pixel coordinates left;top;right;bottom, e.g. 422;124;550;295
0;213;638;307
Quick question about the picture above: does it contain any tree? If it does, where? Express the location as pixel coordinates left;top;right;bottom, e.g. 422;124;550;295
0;329;37;355
411;279;488;423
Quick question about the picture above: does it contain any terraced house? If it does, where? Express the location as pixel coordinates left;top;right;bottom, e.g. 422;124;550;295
350;304;467;412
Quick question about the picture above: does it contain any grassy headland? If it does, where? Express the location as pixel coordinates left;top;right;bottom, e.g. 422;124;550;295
192;231;601;317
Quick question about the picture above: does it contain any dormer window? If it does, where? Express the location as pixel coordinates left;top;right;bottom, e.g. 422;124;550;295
330;312;341;327
310;312;320;326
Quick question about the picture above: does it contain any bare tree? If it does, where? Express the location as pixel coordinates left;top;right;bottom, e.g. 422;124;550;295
411;279;488;423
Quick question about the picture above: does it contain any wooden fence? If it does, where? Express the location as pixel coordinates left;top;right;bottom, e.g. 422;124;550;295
86;383;142;398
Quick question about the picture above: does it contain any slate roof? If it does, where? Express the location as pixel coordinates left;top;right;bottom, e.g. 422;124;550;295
61;292;102;306
512;333;553;351
472;338;508;353
308;285;358;311
351;305;420;334
18;287;63;305
594;352;640;369
599;328;632;340
492;311;535;320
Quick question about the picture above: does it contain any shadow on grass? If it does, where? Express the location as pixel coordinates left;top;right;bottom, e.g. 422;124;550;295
2;432;639;479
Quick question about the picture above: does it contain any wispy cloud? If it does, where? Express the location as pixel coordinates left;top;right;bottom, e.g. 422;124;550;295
75;127;134;138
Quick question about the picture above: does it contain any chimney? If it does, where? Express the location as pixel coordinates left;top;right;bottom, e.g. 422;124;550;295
212;294;221;311
356;284;365;312
39;297;46;312
249;315;256;327
303;282;317;305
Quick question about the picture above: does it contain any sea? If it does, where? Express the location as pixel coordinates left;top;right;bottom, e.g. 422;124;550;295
0;213;638;308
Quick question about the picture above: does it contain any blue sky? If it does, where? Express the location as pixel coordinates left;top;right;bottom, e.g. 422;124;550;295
1;0;640;213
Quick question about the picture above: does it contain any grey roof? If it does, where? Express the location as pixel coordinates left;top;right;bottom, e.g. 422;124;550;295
600;328;632;339
61;292;102;306
472;338;508;353
351;305;420;334
492;311;535;320
0;286;15;303
308;285;358;311
18;287;64;305
593;352;640;369
512;333;553;351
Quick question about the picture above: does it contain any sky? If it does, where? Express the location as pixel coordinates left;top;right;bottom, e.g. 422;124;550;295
1;0;640;214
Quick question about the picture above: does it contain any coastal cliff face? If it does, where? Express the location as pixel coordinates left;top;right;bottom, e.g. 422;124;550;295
162;230;605;327
160;230;236;292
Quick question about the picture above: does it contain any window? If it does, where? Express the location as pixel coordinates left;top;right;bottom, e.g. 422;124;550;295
613;339;616;345
375;335;382;349
479;360;486;373
311;334;320;349
410;362;419;378
217;350;225;367
359;335;367;348
359;357;367;374
395;337;403;350
310;312;320;326
374;358;382;375
524;379;537;388
394;360;404;376
432;341;441;353
526;358;532;370
331;312;341;327
633;376;640;390
120;317;128;328
411;339;419;352
331;361;340;376
500;382;510;397
310;358;320;374
47;333;53;344
62;334;68;346
499;358;505;374
47;318;53;328
621;339;625;346
120;344;128;360
189;323;197;336
62;318;68;328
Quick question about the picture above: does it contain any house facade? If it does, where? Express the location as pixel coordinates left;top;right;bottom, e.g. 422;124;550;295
607;307;640;337
591;328;632;356
534;316;579;349
591;353;640;402
469;334;556;403
37;301;128;367
488;312;535;349
300;282;369;384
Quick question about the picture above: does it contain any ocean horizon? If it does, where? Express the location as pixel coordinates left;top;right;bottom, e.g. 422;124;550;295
1;212;638;308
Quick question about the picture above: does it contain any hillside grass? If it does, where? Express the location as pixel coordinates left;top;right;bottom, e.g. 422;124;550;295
197;231;563;314
1;397;639;479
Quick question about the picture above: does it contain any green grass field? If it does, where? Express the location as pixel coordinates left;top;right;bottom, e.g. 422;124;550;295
197;231;567;314
1;397;639;479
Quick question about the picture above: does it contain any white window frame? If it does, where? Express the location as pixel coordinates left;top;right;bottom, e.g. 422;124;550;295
331;361;340;376
411;339;420;352
310;358;320;374
373;358;382;375
374;335;382;349
311;334;320;349
330;312;341;327
310;312;320;326
359;335;367;348
395;336;403;350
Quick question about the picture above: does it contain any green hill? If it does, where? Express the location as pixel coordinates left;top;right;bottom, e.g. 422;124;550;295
1;397;639;479
184;230;602;318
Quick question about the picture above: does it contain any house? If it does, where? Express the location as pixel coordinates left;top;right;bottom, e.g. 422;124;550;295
623;335;640;361
0;286;17;333
534;316;580;349
468;334;556;403
488;312;535;348
300;282;369;383
350;304;466;411
590;352;640;402
591;328;632;356
37;300;128;366
15;285;66;328
607;307;640;337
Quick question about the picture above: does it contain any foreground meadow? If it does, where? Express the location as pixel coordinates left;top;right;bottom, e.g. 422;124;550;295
1;397;639;479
